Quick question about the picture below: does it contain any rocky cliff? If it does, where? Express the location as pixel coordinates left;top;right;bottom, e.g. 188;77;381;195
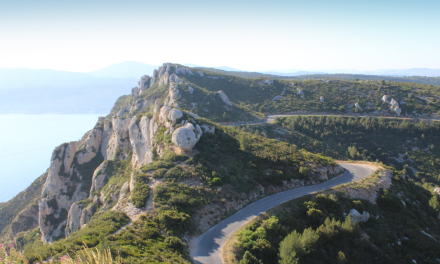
4;63;342;246
35;63;216;243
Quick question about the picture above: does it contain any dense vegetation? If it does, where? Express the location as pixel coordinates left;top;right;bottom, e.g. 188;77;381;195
235;116;440;189
18;210;190;263
130;172;150;208
235;170;440;264
183;73;440;120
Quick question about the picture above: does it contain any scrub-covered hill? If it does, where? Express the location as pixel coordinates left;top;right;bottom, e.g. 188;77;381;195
0;63;342;263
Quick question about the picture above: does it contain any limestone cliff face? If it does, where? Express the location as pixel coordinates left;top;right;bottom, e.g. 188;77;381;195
36;63;213;243
129;116;156;168
39;139;98;243
65;202;95;237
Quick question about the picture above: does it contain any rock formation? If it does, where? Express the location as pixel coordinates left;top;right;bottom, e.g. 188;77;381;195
382;95;389;103
349;208;370;222
320;96;324;102
36;63;217;243
272;95;281;102
77;129;102;164
65;202;95;236
355;103;362;110
217;91;233;106
172;127;199;151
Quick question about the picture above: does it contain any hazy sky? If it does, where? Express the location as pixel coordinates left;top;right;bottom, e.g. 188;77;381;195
1;0;439;72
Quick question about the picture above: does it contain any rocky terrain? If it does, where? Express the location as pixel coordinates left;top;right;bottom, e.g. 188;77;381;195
0;64;346;264
0;63;439;264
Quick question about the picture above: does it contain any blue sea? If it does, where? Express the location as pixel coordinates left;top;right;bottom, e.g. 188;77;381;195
0;114;105;203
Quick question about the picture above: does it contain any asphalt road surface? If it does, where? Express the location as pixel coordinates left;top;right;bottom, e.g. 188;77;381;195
193;163;374;264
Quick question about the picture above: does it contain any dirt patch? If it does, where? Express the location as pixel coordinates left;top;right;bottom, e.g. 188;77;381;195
335;160;381;171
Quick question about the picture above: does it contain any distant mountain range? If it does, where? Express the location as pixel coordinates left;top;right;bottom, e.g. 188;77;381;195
0;61;439;114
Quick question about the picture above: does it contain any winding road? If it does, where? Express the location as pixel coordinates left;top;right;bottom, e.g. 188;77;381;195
222;113;439;127
192;163;374;264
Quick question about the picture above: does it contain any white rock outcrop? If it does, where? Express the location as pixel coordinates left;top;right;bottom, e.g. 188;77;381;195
77;129;102;165
320;96;324;102
355;103;362;110
168;108;183;125
297;89;304;95
65;202;95;236
434;187;440;195
392;106;402;116
201;124;215;134
39;141;91;243
168;86;180;106
382;95;389;103
169;73;179;84
89;162;108;196
349;208;370;222
217;90;233;106
104;117;131;160
139;75;150;93
128;116;156;168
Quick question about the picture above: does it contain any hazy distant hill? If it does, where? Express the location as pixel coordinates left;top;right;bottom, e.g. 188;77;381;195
263;70;327;76
88;61;159;79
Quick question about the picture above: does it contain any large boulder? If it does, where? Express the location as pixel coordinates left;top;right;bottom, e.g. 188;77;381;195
159;106;172;123
168;108;183;125
172;127;198;151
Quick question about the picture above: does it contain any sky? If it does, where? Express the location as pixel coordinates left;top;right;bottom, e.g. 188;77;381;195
0;0;439;72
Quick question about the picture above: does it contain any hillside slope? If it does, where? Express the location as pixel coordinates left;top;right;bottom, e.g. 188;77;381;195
0;63;342;263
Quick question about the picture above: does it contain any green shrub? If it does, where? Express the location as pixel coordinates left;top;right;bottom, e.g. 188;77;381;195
164;166;191;180
152;168;168;179
131;173;150;208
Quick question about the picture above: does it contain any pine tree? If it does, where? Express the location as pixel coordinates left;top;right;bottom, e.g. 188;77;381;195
240;251;261;264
